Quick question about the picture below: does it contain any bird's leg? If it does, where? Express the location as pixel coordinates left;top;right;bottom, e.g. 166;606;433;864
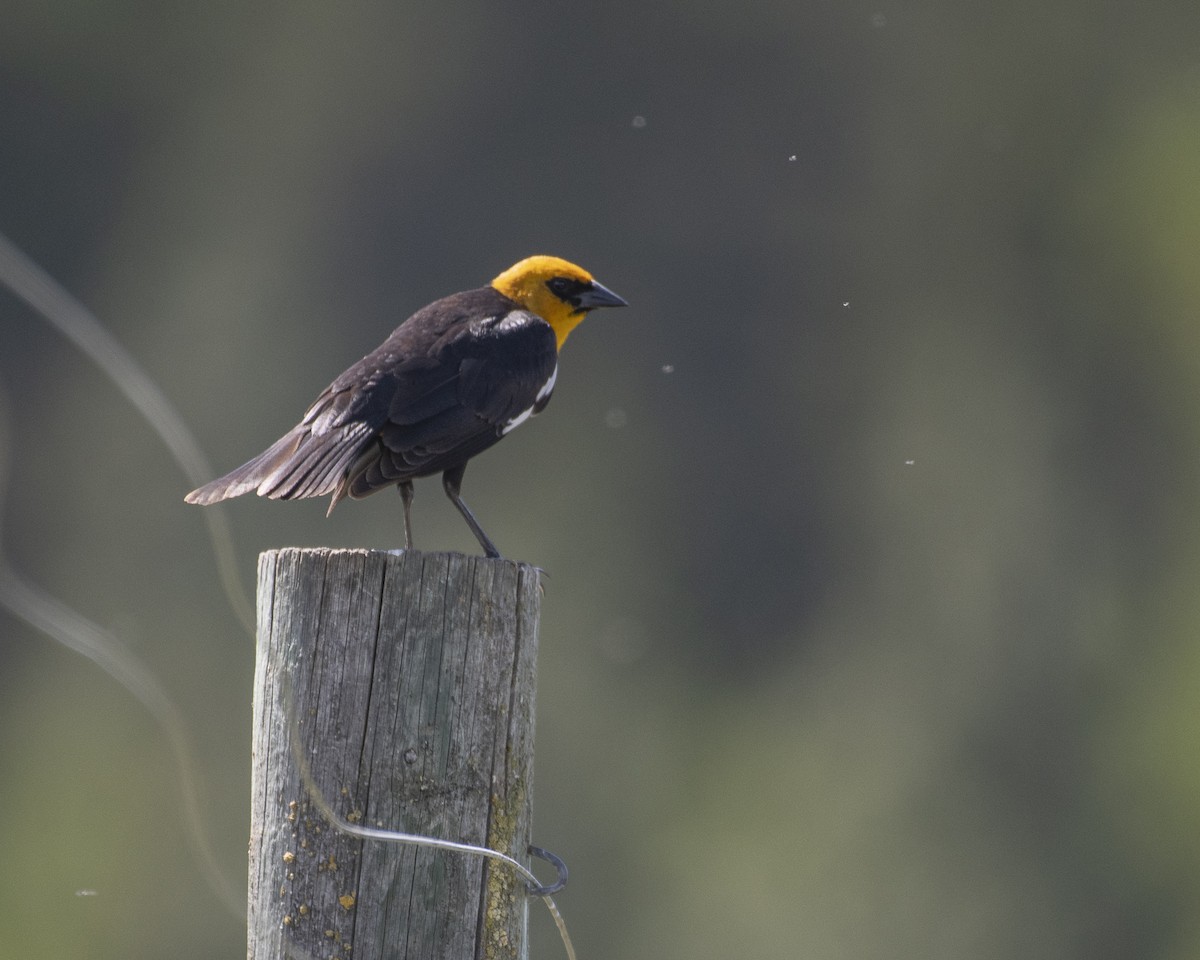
398;480;415;550
442;464;501;559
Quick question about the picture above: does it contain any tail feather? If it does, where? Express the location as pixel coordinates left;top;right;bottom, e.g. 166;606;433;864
184;421;372;506
184;429;305;505
259;425;367;501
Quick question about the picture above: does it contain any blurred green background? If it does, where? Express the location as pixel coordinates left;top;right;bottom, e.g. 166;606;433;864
3;1;1200;958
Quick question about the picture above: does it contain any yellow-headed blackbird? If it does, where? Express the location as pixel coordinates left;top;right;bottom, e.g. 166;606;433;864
185;255;626;557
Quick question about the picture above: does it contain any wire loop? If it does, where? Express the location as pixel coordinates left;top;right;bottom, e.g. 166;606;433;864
526;845;569;895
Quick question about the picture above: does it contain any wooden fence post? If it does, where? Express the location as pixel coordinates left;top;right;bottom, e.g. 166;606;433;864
248;548;542;960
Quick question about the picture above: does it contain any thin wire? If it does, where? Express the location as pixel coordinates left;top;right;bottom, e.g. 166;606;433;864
0;388;243;917
0;230;253;633
285;670;577;960
0;562;246;917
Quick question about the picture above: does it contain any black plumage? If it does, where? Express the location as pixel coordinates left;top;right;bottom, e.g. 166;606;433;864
186;255;625;557
187;289;555;554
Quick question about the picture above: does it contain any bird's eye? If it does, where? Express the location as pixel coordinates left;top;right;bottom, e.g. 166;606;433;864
546;277;577;300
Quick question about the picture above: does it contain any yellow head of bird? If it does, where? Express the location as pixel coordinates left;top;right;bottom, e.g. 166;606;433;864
491;255;626;349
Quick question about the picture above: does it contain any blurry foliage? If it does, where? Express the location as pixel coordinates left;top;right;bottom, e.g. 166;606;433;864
2;1;1200;958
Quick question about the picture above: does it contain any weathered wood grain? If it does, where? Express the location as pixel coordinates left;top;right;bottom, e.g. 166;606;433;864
249;548;541;960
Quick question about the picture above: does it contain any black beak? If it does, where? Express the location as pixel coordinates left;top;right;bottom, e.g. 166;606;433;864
576;280;628;311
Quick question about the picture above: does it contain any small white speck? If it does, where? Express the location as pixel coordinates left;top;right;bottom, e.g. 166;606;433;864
842;301;850;308
788;154;797;162
632;115;647;128
605;408;628;428
905;460;915;466
661;364;675;374
75;890;99;898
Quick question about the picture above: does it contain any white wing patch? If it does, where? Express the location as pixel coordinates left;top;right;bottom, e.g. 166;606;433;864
502;406;535;435
502;361;558;436
485;310;538;334
536;363;558;404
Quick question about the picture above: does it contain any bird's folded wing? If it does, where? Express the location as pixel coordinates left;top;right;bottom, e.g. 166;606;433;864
187;308;558;505
347;311;558;494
